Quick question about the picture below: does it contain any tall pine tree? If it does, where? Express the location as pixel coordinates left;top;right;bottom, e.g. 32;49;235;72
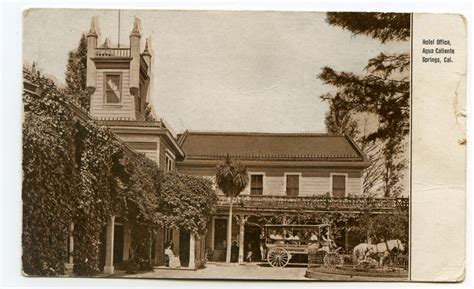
320;12;410;197
65;34;90;110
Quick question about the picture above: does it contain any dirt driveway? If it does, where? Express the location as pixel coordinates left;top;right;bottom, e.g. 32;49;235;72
121;262;309;280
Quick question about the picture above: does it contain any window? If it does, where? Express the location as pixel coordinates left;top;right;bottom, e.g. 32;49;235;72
104;74;121;104
250;174;264;195
165;153;174;171
213;218;227;250
286;174;300;196
332;175;346;198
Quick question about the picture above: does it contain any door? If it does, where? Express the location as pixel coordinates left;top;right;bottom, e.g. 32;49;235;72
179;230;190;267
113;224;124;264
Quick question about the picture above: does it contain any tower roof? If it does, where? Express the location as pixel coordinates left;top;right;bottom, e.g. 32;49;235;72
87;16;98;38
142;38;152;56
130;16;142;38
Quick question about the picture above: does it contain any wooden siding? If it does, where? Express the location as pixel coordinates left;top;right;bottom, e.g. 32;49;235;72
346;177;362;196
191;173;362;196
176;165;362;178
140;150;159;163
300;177;331;196
111;133;161;166
90;69;136;120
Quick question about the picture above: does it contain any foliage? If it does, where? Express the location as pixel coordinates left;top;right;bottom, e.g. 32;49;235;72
215;155;249;198
215;155;249;263
23;64;216;276
352;209;409;245
72;124;124;276
64;34;90;110
320;12;410;197
116;153;162;271
22;114;76;276
158;172;217;234
125;225;154;272
22;66;77;276
255;208;408;248
326;12;410;43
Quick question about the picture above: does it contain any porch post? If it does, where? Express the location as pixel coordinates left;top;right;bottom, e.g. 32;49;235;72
344;223;349;252
68;222;74;264
238;214;246;264
122;224;131;261
189;233;196;269
103;216;115;275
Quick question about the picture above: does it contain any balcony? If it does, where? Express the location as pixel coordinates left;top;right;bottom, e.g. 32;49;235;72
95;48;131;58
216;195;408;213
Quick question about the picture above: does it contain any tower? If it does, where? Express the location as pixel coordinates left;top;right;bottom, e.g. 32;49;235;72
86;16;151;120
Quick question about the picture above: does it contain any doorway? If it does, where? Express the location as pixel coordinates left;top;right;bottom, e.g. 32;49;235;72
113;224;124;264
179;230;190;267
98;222;125;269
244;224;262;262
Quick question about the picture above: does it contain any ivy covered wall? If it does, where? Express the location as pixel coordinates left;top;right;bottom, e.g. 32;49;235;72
22;66;217;276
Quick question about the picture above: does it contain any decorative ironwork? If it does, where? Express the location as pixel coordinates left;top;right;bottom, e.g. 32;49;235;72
217;195;408;212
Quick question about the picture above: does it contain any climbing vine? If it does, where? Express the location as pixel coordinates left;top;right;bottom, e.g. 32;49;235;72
158;172;217;234
22;114;76;276
22;65;217;276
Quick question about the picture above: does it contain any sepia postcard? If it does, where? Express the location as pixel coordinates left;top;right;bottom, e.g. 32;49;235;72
20;9;466;283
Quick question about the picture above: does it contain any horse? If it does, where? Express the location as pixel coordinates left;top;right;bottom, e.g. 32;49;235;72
353;239;405;266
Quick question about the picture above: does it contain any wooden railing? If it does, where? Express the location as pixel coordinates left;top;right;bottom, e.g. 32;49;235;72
95;48;131;58
216;195;408;212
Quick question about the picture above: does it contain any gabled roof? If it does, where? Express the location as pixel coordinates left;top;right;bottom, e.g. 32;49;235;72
177;131;369;164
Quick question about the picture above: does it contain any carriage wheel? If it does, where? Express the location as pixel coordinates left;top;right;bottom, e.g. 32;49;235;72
323;252;343;269
267;247;291;267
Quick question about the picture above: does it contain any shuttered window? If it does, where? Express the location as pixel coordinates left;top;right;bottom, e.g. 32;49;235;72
286;174;299;196
250;174;263;195
332;175;346;198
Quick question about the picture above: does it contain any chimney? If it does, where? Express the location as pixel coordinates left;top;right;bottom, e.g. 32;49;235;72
86;17;98;95
129;16;141;96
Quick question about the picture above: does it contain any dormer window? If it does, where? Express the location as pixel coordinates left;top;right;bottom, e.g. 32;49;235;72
104;74;121;104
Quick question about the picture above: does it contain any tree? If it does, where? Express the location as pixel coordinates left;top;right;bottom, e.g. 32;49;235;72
157;172;217;233
320;12;410;197
65;34;90;110
215;155;249;263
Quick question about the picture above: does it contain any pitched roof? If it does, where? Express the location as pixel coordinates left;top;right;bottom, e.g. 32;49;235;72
177;131;368;162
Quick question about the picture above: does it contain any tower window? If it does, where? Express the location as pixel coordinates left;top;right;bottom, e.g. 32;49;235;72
104;74;121;104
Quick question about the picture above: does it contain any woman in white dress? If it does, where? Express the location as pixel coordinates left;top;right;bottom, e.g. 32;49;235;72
164;242;181;268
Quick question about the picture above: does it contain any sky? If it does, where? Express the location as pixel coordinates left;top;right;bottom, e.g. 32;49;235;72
23;9;409;134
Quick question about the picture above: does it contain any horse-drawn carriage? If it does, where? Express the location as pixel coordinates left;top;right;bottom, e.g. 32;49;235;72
263;224;343;268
